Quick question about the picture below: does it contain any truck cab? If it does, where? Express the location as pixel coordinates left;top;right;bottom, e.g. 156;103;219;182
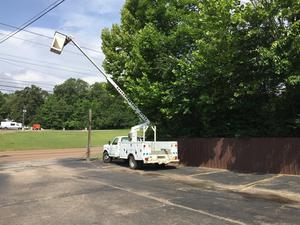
104;136;129;157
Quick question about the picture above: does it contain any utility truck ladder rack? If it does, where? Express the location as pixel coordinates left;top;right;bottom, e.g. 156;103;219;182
106;76;150;124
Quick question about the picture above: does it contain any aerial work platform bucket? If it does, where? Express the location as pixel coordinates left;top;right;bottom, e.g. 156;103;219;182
50;32;70;54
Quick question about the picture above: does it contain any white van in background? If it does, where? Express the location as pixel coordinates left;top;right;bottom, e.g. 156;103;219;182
0;120;22;130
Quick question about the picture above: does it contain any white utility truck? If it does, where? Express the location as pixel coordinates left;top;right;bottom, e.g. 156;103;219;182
50;32;179;169
103;135;179;169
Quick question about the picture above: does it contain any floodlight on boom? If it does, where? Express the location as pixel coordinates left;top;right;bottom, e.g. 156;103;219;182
50;32;71;54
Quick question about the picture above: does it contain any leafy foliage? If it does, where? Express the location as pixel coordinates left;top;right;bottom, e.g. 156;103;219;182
0;79;138;129
0;86;48;124
101;0;300;137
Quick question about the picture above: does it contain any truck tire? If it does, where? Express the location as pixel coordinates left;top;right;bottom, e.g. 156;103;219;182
129;155;143;169
103;151;112;163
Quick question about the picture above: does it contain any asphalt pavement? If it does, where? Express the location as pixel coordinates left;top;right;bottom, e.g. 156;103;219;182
0;158;299;225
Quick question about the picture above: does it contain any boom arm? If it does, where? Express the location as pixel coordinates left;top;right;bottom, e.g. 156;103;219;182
68;36;150;126
50;32;153;142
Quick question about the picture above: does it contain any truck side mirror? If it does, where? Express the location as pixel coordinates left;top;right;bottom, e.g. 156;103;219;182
108;141;111;145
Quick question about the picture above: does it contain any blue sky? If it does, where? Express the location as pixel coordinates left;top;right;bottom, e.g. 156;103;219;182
0;0;125;92
0;0;122;28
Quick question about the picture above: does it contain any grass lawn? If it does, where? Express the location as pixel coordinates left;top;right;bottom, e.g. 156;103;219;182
0;129;129;151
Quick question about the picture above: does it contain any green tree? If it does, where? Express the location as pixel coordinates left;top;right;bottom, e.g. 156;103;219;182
227;0;300;136
0;92;9;121
2;86;48;125
53;78;89;104
35;79;137;130
102;0;241;136
102;0;300;137
37;78;90;129
36;95;70;129
90;82;138;129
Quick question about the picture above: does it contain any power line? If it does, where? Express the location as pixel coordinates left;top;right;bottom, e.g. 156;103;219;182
0;58;98;82
0;56;97;76
0;88;17;93
0;59;104;88
0;22;103;54
0;84;53;92
16;0;62;30
0;89;53;94
0;78;55;88
0;52;98;74
0;22;51;39
0;86;53;93
0;31;102;59
0;80;55;89
0;59;105;90
0;0;66;44
0;31;50;47
0;59;69;80
0;31;80;56
0;84;33;89
73;42;103;54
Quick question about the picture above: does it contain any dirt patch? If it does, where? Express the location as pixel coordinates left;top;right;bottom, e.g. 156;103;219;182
233;191;298;205
0;148;102;163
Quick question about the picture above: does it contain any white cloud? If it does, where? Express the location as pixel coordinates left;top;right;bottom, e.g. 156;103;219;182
0;0;125;93
82;75;104;85
62;14;99;30
13;70;63;84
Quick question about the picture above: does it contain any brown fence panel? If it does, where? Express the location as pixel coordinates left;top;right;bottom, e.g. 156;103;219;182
178;138;300;175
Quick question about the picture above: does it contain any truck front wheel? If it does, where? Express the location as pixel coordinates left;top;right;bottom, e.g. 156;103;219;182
103;151;112;163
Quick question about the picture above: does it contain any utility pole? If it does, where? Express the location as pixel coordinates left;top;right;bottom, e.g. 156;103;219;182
22;108;27;131
87;109;92;161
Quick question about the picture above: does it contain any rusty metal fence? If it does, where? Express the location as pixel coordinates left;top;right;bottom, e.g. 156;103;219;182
178;138;300;175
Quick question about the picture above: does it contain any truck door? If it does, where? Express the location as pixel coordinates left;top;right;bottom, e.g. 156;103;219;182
110;137;119;157
119;137;129;158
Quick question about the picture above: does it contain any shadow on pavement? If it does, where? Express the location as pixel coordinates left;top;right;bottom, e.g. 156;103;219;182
56;157;177;172
0;173;10;192
108;160;177;171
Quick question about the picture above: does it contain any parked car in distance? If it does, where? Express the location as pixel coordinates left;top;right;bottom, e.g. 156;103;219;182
0;120;22;130
32;124;41;130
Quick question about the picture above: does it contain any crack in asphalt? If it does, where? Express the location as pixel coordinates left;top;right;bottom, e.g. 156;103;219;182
0;186;116;208
70;174;247;225
95;164;300;205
